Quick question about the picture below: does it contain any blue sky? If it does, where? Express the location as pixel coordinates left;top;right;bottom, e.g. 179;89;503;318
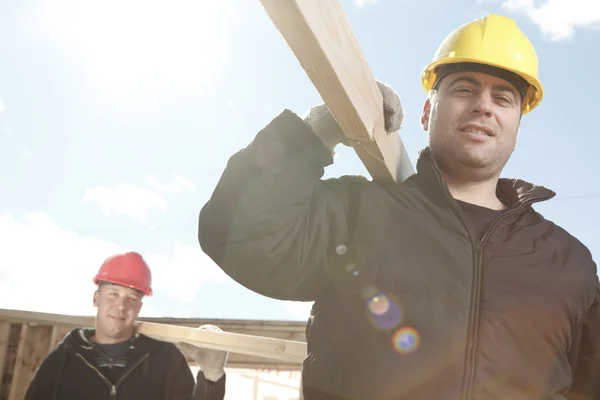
0;0;598;321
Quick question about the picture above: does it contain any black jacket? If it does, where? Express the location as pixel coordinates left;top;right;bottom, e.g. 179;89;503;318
24;328;226;400
197;109;600;400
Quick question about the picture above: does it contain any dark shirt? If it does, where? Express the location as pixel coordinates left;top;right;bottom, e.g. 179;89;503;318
94;340;133;384
456;199;504;240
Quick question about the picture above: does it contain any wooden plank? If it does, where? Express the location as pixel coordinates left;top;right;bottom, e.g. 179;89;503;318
49;326;61;351
259;0;415;183
7;324;53;400
0;309;306;364
142;318;305;370
0;310;94;329
140;321;305;363
141;316;307;336
0;322;11;395
6;324;27;400
0;324;20;400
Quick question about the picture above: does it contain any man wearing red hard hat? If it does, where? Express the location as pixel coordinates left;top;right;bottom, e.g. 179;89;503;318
24;251;227;400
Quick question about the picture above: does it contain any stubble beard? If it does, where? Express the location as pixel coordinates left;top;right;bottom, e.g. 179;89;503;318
432;140;504;183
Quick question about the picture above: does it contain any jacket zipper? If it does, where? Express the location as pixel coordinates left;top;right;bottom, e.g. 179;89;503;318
461;198;549;399
427;154;552;400
114;353;150;394
75;352;150;399
75;353;118;399
429;169;480;400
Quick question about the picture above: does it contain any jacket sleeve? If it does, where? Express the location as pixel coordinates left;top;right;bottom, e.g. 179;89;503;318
193;370;226;400
566;278;600;400
198;109;369;301
168;345;199;400
24;349;62;400
167;344;226;400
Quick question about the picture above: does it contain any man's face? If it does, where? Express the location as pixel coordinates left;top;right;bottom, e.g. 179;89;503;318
421;71;523;180
93;283;143;342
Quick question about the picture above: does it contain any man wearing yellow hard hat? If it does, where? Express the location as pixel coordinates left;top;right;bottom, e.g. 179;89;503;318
197;13;599;400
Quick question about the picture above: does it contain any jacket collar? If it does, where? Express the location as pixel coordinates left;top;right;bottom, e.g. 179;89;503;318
413;147;556;210
60;327;141;353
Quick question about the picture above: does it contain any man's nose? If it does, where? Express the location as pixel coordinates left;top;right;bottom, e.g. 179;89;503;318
470;93;494;117
115;297;127;309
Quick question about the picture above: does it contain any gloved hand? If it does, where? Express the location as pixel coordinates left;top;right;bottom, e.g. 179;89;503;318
177;324;228;382
302;80;404;153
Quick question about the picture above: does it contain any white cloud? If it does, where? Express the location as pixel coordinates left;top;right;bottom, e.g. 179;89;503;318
499;0;600;40
145;242;228;304
82;183;168;223
356;0;379;6
0;212;228;317
147;173;197;194
0;212;119;316
82;174;197;223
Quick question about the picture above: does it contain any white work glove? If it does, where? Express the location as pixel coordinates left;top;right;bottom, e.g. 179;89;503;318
302;80;404;152
177;324;228;382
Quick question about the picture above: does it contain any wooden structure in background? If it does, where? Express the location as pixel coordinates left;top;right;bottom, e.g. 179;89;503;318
0;310;306;400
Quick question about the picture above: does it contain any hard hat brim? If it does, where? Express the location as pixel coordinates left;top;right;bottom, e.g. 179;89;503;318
94;277;153;296
421;58;543;114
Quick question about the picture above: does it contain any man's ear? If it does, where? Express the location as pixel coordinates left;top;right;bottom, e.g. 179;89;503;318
421;97;432;131
93;290;99;307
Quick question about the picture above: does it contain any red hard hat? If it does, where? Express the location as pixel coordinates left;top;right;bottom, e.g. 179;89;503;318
93;251;153;296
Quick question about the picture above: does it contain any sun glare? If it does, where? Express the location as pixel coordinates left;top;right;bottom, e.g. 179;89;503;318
40;0;225;93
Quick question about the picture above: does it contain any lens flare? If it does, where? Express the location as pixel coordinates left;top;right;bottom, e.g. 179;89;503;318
345;262;360;277
367;295;389;315
336;244;347;255
366;292;402;330
392;326;420;354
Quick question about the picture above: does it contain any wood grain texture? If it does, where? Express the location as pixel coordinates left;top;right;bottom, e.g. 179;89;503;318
7;324;53;400
138;321;306;363
0;322;11;396
259;0;414;182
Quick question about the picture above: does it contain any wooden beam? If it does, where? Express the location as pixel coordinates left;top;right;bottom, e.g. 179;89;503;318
7;324;53;400
138;321;305;363
0;322;11;395
49;326;61;350
140;318;306;370
0;309;307;364
259;0;415;183
0;324;20;400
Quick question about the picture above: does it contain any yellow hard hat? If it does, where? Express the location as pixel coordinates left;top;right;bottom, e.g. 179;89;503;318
421;14;543;114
